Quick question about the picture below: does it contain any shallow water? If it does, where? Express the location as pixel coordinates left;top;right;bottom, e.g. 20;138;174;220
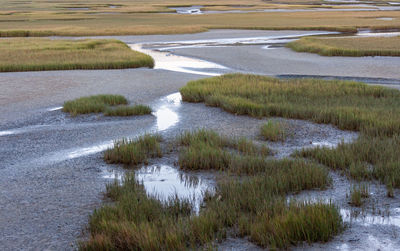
129;31;336;76
341;208;400;227
102;164;215;214
168;4;400;14
129;44;229;76
153;92;181;131
135;164;214;213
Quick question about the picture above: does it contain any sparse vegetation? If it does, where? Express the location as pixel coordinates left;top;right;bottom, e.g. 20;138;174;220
287;36;400;57
104;105;152;116
104;134;162;166
349;183;369;207
260;121;287;142
0;38;154;72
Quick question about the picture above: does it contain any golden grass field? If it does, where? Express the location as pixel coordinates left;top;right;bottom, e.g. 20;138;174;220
0;38;154;72
1;0;400;36
287;36;400;56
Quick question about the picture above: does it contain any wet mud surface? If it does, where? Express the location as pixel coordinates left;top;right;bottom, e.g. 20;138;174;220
1;29;400;250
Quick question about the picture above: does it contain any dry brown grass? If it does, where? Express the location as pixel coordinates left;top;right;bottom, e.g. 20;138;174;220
287;36;400;56
1;0;400;36
0;38;154;71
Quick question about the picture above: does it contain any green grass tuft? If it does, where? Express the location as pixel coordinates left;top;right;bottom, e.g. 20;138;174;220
63;94;128;116
349;183;369;207
250;201;342;249
104;134;162;166
178;129;271;172
104;104;152;116
260;121;287;142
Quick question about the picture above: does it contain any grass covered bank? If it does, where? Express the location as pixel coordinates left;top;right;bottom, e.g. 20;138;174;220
287;36;400;57
180;74;400;189
0;38;154;72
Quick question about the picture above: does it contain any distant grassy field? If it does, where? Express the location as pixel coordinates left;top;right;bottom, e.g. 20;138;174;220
1;0;400;36
287;36;400;56
0;38;154;72
180;74;400;190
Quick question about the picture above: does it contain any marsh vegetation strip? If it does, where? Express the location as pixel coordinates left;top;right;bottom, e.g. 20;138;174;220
82;129;342;250
180;74;400;189
287;36;400;56
62;95;152;117
0;38;154;72
4;6;400;36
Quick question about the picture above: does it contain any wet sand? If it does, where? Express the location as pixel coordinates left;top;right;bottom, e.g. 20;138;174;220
1;29;400;250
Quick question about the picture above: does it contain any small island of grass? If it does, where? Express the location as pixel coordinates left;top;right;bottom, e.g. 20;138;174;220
287;36;400;57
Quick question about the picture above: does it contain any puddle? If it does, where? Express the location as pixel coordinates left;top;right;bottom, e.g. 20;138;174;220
170;6;203;14
340;208;400;227
376;17;395;21
0;125;52;137
153;92;181;131
102;168;124;181
66;140;114;159
129;44;228;76
135;164;214;213
267;118;358;158
46;106;63;112
0;129;16;136
311;141;336;148
357;30;400;37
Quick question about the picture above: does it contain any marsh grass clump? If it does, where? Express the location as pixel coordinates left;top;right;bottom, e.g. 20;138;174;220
298;135;400;189
82;151;339;250
287;36;400;57
349;183;370;207
260;120;287;142
177;129;271;172
81;175;195;250
104;104;152;116
63;95;152;117
0;38;154;72
104;134;162;166
181;74;400;189
249;201;342;249
62;94;128;116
